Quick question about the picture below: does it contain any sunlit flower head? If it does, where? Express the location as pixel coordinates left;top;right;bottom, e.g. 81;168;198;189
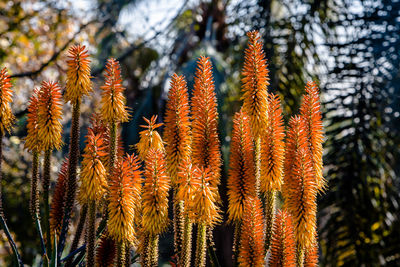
25;89;40;152
135;115;164;161
0;67;14;134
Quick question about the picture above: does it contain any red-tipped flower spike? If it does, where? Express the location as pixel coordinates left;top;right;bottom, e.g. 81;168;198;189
142;149;170;235
283;116;317;250
163;73;191;185
100;58;129;123
49;159;68;236
107;159;138;243
37;81;63;151
0;68;14;134
136;115;164;161
238;196;265;267
300;81;325;192
65;45;92;103
261;93;285;192
269;209;296;267
190;167;221;226
78;132;108;203
25;89;41;152
191;56;221;186
227;110;256;223
241;31;270;137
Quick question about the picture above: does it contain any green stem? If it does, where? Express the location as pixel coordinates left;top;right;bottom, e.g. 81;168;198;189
124;241;131;267
29;151;40;217
86;201;96;267
264;190;276;253
58;100;81;259
297;244;304;267
116;241;125;267
173;194;185;264
182;215;192;267
65;204;88;267
43;149;52;256
233;222;241;266
195;223;207;267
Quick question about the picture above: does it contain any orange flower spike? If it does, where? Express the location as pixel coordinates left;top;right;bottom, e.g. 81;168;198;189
261;93;285;192
142;149;171;235
238;196;265;267
107;159;137;243
191;56;221;186
136;115;164;161
65;45;92;103
100;58;129;123
175;158;199;208
25;89;41;152
49;160;68;235
0;68;14;134
78;132;108;203
269;209;296;267
300;81;325;191
37;81;63;151
241;31;270;137
163;73;191;185
304;237;319;267
190;167;221;226
283;116;317;250
227;110;256;223
124;153;143;209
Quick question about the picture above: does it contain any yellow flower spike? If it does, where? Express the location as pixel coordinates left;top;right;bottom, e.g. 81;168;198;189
238;196;265;267
100;58;129;123
227;110;256;223
0;68;14;135
65;44;92;103
260;92;285;192
142;149;170;236
107;159;137;243
163;73;191;185
176;158;199;208
78;132;108;203
191;56;222;187
300;81;325;192
241;31;270;137
283;116;317;252
37;81;63;151
25;89;40;152
269;209;297;267
135;115;164;161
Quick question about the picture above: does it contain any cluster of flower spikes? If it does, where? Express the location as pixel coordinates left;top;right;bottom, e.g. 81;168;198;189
0;68;14;135
227;109;256;223
191;56;221;187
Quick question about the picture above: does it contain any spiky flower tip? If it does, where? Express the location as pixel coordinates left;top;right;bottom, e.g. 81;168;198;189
25;89;41;152
269;209;296;267
37;81;63;151
283;116;317;250
190;166;221;226
0;67;14;134
49;159;68;236
241;30;270;137
136;115;164;161
227;110;256;223
260;93;285;192
300;81;325;192
176;158;199;209
163;73;191;185
65;44;92;103
191;56;221;186
142;149;170;235
304;237;319;267
100;58;129;123
238;196;265;267
78;132;108;203
108;159;138;243
96;232;117;267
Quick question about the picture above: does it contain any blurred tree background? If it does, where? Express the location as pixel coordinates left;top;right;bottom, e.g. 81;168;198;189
0;0;399;266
